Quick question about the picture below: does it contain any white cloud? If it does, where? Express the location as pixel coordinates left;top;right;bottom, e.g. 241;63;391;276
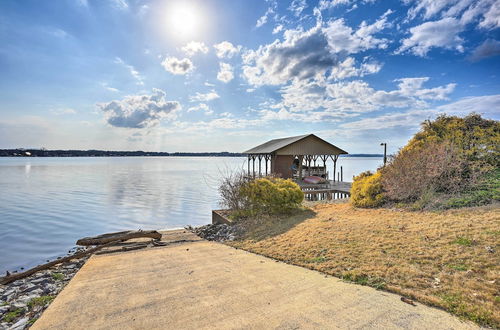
256;6;274;28
289;0;308;16
468;39;500;61
397;17;464;56
478;0;500;29
97;89;181;128
263;77;455;122
318;0;352;10
243;24;337;86
339;109;431;130
187;103;213;115
213;41;241;58
181;41;209;57
243;11;392;86
401;0;500;56
189;90;220;102
100;82;119;92
435;94;500;117
324;10;393;54
329;57;382;80
161;57;194;75
114;57;144;85
272;24;284;34
217;63;234;83
338;94;500;131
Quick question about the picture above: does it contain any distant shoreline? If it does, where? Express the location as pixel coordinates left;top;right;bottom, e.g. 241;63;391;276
0;149;383;158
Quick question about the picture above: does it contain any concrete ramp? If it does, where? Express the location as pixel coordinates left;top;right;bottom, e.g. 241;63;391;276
32;230;476;330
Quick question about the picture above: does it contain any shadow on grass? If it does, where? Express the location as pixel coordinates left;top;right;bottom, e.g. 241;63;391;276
240;208;317;242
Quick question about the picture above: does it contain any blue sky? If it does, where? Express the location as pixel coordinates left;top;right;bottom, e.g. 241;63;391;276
0;0;499;153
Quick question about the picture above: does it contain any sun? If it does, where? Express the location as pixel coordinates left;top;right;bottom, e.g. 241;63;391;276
167;2;201;39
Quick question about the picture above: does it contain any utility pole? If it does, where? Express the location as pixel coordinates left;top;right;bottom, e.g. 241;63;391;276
380;143;387;166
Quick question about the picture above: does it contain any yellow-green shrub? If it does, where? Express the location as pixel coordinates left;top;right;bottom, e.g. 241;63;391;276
241;177;304;215
350;171;384;208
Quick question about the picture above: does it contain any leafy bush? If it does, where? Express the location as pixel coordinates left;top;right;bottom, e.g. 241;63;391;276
350;171;384;208
241;177;304;215
219;174;304;218
405;113;499;168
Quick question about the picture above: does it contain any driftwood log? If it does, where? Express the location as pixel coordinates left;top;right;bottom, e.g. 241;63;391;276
0;241;116;285
76;230;162;246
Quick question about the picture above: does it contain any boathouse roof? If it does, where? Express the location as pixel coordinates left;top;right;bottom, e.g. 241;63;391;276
244;134;348;156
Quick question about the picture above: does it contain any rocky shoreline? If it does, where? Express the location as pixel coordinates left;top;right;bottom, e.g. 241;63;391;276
0;249;89;330
188;223;242;242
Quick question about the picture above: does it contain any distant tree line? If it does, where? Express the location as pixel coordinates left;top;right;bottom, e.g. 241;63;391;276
0;149;245;157
0;149;383;158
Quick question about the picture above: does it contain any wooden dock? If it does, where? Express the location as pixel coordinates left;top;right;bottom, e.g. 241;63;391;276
297;180;352;200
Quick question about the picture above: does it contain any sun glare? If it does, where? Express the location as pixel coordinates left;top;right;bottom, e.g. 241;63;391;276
167;2;201;39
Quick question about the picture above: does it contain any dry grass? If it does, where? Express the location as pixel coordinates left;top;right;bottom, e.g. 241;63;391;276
227;202;500;328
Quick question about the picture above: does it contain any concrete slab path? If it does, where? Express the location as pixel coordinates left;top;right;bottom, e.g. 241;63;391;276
32;230;477;330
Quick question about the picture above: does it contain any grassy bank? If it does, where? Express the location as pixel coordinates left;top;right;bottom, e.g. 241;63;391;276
227;202;500;328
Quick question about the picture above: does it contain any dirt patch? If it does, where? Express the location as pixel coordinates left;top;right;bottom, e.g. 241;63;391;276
227;202;500;328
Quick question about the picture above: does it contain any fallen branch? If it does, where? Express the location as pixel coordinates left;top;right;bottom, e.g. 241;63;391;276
95;243;150;255
76;230;162;246
0;241;116;285
401;297;417;306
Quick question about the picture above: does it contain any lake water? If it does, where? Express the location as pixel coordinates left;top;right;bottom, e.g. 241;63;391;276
0;156;383;273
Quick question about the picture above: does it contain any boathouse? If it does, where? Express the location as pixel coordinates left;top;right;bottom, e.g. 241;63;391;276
244;134;348;181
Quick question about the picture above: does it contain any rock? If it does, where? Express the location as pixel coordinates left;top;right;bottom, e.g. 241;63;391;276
485;246;495;253
10;317;28;330
11;300;27;309
190;224;242;242
21;284;41;294
0;305;9;315
31;278;50;286
1;288;18;302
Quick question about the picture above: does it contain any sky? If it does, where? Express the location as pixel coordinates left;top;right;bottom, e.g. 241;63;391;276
0;0;499;153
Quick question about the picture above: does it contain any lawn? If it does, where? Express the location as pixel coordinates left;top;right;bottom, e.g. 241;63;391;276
227;202;500;328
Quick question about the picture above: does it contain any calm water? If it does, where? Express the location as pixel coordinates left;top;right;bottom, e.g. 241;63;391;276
0;156;382;273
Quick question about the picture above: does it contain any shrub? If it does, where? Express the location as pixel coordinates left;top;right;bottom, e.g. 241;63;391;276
350;171;384;208
381;142;470;202
218;171;249;211
240;177;304;216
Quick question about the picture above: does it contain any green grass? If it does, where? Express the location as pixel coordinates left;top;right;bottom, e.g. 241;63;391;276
27;318;38;326
448;264;468;271
451;237;473;246
444;169;500;209
2;308;24;323
440;293;494;327
341;273;386;290
51;272;64;281
27;295;54;309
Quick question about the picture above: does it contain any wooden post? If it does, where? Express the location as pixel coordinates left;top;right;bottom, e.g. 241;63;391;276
247;155;250;177
298;155;303;180
252;156;255;178
265;156;268;176
259;155;262;178
333;156;338;182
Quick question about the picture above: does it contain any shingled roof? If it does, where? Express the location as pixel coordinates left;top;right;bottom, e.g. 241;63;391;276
244;134;348;155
